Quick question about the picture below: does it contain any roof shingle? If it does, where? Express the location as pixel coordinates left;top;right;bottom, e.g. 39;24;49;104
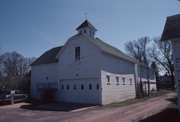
30;46;63;66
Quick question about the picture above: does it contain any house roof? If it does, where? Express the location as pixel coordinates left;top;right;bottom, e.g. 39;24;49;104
76;20;97;31
30;46;63;66
161;14;180;41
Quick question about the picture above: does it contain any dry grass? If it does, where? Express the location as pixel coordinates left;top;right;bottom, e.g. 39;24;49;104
105;91;165;108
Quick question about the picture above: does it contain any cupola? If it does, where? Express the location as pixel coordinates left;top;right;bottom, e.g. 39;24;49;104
76;20;97;38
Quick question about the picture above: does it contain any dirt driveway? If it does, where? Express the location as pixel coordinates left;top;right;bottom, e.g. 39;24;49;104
0;92;176;122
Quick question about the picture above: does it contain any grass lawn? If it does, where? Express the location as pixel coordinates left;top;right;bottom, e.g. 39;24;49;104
105;90;166;108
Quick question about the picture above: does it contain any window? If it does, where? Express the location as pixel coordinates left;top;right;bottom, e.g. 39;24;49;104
84;30;86;33
89;84;92;90
62;85;64;90
74;84;76;90
130;78;132;85
106;75;110;82
122;77;125;85
75;46;80;60
116;76;119;82
81;84;84;90
96;84;99;90
67;85;69;90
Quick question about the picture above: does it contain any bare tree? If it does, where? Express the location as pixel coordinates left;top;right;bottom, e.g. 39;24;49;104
125;37;151;96
125;37;151;66
149;37;174;82
1;52;30;77
0;52;33;90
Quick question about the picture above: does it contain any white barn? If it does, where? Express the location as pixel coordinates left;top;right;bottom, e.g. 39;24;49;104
31;20;156;105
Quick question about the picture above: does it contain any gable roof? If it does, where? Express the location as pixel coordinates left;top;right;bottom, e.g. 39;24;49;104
161;14;180;41
30;46;63;66
76;20;97;31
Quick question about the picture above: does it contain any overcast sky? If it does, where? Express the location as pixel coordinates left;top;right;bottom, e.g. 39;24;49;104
0;0;180;57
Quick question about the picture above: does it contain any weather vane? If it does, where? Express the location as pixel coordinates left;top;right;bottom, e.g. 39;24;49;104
84;12;88;20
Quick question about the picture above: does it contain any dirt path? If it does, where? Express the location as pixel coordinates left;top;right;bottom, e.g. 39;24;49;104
0;92;176;122
63;92;176;122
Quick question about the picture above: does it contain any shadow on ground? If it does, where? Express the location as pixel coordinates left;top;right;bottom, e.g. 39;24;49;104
21;100;96;112
139;97;180;122
139;108;180;122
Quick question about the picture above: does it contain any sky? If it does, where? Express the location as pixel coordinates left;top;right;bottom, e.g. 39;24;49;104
0;0;180;58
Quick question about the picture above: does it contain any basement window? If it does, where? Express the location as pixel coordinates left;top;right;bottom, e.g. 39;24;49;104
81;84;84;90
106;75;111;85
116;76;119;82
74;84;76;90
122;77;125;85
67;85;70;90
89;84;92;90
75;46;80;60
96;84;99;90
106;75;110;82
130;78;132;85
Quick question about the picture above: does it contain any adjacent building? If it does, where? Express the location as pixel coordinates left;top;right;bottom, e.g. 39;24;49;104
161;14;180;112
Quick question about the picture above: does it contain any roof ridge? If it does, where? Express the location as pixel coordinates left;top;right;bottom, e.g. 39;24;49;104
95;38;125;54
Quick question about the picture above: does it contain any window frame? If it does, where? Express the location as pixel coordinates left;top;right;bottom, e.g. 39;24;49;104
130;78;132;85
116;76;119;82
81;84;84;90
106;75;110;82
75;46;80;60
74;84;76;90
89;84;92;90
122;77;125;85
67;85;70;90
96;84;99;90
